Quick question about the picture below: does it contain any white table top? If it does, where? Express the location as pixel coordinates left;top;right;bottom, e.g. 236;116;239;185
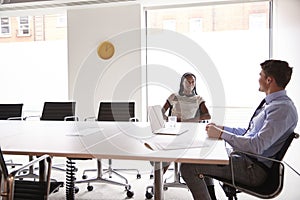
0;120;228;165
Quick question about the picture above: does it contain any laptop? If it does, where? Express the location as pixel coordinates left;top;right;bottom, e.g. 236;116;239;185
148;105;188;135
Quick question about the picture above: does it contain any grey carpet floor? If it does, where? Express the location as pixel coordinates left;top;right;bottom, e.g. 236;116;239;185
6;156;298;200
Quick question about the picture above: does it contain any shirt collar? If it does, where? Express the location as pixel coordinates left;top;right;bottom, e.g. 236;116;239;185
265;90;286;104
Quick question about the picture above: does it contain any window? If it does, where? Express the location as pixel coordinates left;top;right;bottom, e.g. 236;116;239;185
162;19;176;31
249;13;267;30
145;1;270;126
189;18;203;33
0;12;68;116
56;14;67;28
18;16;30;36
0;17;11;36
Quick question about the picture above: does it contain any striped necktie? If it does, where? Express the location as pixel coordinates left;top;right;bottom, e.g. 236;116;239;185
244;99;266;135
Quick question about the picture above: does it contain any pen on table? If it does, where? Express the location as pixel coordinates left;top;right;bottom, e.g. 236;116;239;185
144;143;154;150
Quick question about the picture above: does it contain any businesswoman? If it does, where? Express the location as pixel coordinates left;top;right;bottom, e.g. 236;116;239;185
162;72;211;122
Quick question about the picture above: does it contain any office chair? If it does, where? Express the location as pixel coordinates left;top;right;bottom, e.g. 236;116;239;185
220;132;299;200
75;102;139;198
0;103;23;120
0;104;24;168
18;102;77;180
0;147;63;200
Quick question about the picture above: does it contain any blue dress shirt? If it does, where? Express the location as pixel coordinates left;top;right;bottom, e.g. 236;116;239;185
222;90;298;166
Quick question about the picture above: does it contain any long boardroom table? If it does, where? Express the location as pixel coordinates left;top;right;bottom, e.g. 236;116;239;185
0;120;228;200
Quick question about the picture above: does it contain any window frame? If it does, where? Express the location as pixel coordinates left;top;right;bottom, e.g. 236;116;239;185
17;16;30;36
0;17;11;37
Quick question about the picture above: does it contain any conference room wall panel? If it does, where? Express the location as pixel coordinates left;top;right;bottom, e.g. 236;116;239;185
67;3;142;120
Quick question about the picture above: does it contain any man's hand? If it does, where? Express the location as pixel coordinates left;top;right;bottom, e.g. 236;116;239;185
206;123;223;139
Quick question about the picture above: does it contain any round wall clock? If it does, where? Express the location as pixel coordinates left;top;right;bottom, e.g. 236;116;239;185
97;41;115;60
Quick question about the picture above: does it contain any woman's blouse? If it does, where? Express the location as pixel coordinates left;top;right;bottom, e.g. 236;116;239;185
167;93;205;120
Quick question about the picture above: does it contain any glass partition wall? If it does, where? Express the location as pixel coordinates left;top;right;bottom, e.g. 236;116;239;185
144;1;271;126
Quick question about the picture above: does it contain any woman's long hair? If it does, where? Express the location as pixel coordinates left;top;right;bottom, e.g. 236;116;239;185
178;72;198;96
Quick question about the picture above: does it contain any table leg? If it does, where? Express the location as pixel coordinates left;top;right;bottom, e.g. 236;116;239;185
154;161;164;200
66;158;76;200
38;157;46;182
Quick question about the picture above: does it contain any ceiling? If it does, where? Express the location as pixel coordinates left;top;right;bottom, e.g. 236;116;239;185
0;0;136;11
1;0;51;4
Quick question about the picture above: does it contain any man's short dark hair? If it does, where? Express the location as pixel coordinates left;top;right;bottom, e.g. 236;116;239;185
260;59;293;88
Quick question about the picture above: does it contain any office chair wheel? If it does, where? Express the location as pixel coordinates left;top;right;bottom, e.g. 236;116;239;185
87;185;93;191
222;184;238;200
137;174;141;179
82;174;87;179
163;186;168;191
145;191;153;199
126;190;134;198
150;174;154;179
75;186;79;194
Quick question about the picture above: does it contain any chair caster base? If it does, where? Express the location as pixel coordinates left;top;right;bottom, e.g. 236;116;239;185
126;190;134;198
145;191;153;199
87;185;93;191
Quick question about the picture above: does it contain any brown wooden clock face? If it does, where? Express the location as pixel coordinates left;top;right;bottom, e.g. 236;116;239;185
97;41;115;60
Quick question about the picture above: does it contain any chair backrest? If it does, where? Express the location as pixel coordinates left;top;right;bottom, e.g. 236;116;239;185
223;132;299;199
97;102;135;121
254;132;298;198
0;104;23;120
274;132;298;161
40;102;76;121
0;147;9;180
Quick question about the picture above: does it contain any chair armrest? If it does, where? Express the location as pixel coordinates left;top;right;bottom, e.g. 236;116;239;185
23;115;41;120
129;117;139;122
84;116;96;121
10;154;52;177
229;150;282;187
7;117;23;120
64;116;79;121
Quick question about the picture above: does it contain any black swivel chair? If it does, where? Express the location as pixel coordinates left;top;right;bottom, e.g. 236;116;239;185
0;104;23;121
39;102;78;121
0;104;24;168
220;132;299;200
18;102;77;179
75;102;139;198
0;147;62;200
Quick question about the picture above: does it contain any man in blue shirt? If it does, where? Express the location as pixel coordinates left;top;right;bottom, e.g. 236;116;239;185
180;59;298;200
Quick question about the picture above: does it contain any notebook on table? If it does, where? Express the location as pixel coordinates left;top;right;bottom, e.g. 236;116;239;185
148;105;188;135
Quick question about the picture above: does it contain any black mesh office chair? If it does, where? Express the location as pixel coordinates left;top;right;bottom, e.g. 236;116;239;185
40;102;77;121
0;147;62;200
18;102;77;179
0;104;23;120
220;132;299;200
75;102;139;198
0;104;24;168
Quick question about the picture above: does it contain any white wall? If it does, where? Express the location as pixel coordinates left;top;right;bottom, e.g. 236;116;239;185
67;3;142;119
